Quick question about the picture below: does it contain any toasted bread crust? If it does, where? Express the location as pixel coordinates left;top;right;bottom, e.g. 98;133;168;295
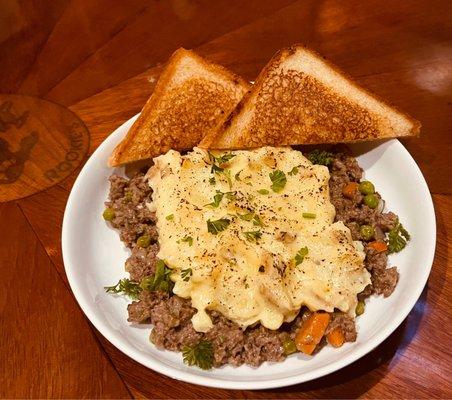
109;48;250;166
199;45;421;149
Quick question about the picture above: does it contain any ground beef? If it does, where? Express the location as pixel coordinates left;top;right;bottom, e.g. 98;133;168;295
372;266;399;297
329;153;399;298
326;313;357;342
125;244;159;282
105;174;157;248
106;149;402;368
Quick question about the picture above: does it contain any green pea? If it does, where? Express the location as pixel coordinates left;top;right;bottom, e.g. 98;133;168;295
363;194;379;209
102;207;115;221
356;300;365;316
358;181;375;195
360;225;375;241
137;235;151;248
282;338;297;355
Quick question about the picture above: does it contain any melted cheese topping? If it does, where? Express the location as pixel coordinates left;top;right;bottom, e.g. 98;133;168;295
147;147;370;332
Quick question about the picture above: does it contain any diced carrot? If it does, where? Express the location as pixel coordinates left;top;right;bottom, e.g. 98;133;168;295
367;240;388;253
326;326;345;348
295;312;331;355
342;182;359;199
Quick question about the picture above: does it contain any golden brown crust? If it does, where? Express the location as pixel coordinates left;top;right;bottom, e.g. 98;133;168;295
108;48;250;166
199;45;421;150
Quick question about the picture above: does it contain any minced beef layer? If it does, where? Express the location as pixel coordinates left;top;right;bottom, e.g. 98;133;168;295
105;152;398;367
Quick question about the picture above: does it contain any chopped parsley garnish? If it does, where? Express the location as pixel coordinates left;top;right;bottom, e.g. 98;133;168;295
307;149;334;166
208;152;235;188
253;214;263;226
205;191;236;208
387;221;410;253
288;166;299;176
235;171;242;181
302;212;316;219
243;230;262;242
182;339;214;370
269;170;287;192
257;189;269;195
295;247;309;265
209;177;216;185
166;214;174;221
180;236;193;246
207;218;230;234
140;260;174;293
205;192;224;208
181;268;193;282
104;278;141;300
237;211;254;221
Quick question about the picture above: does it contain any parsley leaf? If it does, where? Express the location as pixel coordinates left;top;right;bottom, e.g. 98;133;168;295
235;171;242;181
253;214;263;226
181;236;193;246
140;260;174;293
269;170;287;192
104;278;141;299
237;212;254;221
257;189;269;195
307;149;334;166
182;339;214;370
166;214;174;221
295;247;309;265
387;221;410;253
205;192;224;208
209;177;216;185
288;166;299;176
243;230;262;242
181;268;193;282
207;218;230;234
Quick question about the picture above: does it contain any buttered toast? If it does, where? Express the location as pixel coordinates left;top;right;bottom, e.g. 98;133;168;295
109;48;250;166
200;45;420;149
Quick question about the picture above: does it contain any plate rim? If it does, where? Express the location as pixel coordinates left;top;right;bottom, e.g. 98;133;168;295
62;114;436;390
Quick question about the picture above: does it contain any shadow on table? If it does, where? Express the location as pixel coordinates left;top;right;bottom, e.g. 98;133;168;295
265;286;428;398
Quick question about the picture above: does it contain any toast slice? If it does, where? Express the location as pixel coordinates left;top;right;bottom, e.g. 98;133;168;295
109;48;250;166
199;45;420;149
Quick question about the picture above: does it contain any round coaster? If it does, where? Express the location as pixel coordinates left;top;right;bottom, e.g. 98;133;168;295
0;94;90;202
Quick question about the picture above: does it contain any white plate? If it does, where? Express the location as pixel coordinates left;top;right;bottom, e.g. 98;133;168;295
62;114;436;390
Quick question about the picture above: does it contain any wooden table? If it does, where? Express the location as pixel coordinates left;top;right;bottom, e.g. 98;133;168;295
1;1;451;398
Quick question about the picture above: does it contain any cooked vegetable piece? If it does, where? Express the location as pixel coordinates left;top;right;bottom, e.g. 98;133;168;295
302;212;316;219
326;326;345;348
282;338;297;355
137;234;151;248
358;181;375;195
102;207;115;221
295;312;331;355
360;225;375;241
356;300;365;316
367;240;388;253
363;193;379;209
342;182;359;199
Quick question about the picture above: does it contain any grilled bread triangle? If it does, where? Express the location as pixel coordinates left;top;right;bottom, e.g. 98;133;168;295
199;45;420;149
109;48;250;166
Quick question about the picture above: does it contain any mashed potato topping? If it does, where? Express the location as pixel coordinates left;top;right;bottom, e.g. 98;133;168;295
147;147;370;332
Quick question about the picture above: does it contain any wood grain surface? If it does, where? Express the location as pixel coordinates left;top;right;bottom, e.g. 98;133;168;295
1;1;451;398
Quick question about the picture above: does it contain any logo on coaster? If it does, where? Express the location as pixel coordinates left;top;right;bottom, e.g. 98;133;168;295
0;94;90;202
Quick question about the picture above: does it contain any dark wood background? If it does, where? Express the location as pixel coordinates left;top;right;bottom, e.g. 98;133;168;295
1;1;451;398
